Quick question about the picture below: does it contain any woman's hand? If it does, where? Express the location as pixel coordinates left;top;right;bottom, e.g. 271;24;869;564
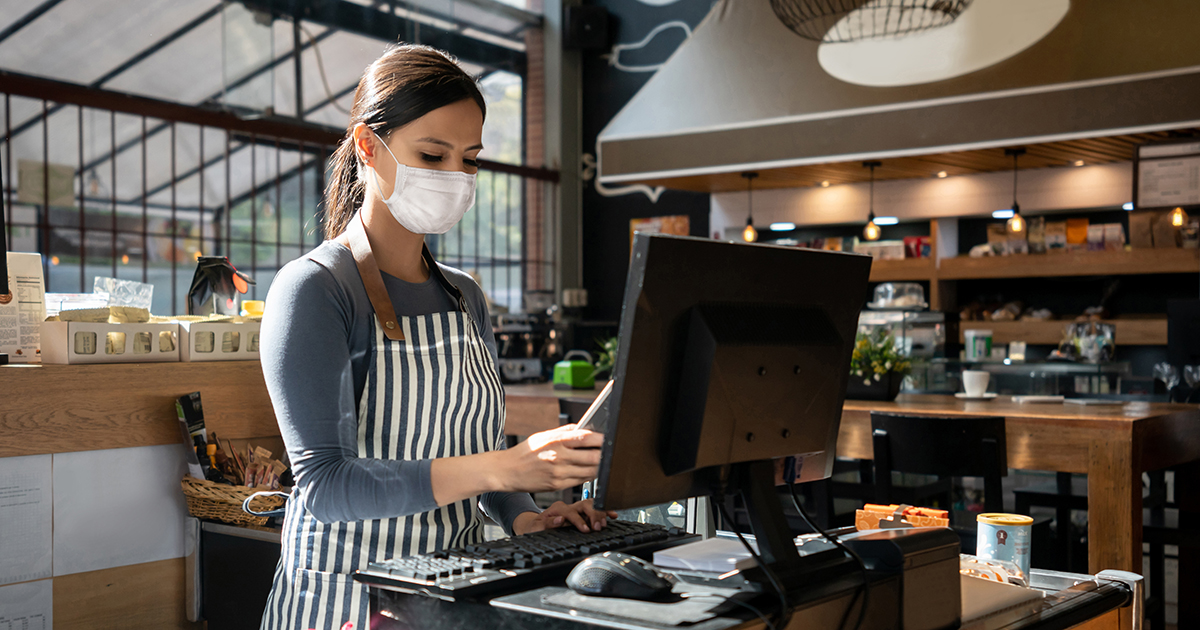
494;424;603;494
513;500;619;535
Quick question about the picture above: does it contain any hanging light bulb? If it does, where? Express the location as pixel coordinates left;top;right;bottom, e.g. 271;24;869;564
1005;148;1027;234
1170;206;1188;227
741;172;759;242
862;161;882;241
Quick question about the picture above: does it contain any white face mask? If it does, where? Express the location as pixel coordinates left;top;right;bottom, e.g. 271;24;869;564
368;132;476;235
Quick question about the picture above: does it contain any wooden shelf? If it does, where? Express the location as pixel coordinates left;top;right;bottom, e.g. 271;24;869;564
959;317;1168;345
869;257;936;282
938;248;1200;280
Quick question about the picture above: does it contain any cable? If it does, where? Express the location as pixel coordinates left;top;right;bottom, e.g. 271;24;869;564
680;593;776;630
300;25;352;115
785;480;870;630
715;499;792;630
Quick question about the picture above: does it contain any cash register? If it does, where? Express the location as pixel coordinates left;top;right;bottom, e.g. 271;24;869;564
355;234;962;629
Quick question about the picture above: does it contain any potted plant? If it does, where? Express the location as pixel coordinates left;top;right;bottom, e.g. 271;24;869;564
846;329;911;401
591;336;618;381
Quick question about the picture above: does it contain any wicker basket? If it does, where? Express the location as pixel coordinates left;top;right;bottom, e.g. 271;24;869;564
180;477;287;526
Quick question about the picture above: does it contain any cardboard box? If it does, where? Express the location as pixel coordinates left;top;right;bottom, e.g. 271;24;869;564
178;321;261;362
1129;211;1155;248
41;321;181;364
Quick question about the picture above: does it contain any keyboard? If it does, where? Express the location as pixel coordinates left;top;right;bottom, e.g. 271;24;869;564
355;520;698;601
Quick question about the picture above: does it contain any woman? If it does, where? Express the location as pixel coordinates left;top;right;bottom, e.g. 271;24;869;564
259;44;612;630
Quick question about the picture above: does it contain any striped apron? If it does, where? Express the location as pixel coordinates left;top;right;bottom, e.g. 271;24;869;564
261;236;505;630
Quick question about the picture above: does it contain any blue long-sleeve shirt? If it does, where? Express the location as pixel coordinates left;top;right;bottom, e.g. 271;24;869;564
259;240;538;533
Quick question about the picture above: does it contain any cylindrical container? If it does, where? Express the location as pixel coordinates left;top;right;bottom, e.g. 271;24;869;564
977;513;1033;578
964;329;993;361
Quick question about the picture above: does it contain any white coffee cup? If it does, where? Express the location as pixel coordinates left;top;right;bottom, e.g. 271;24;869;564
962;370;990;397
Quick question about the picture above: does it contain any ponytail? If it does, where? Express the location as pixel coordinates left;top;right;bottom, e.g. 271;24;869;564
323;135;365;240
320;44;486;241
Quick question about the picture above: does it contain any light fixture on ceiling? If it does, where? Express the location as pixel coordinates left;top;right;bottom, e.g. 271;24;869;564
874;216;899;225
1170;206;1189;228
820;180;831;187
1005;147;1026;234
770;222;797;232
770;0;973;43
742;172;759;243
993;209;1015;219
1073;160;1085;167
863;160;882;241
936;171;948;178
1123;202;1134;211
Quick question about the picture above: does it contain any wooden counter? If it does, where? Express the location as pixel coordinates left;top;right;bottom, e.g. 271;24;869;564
840;394;1200;578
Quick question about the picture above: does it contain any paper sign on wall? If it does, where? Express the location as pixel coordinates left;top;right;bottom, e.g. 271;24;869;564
0;454;52;586
0;579;52;630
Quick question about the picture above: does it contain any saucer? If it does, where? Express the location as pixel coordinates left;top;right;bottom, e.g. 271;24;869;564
955;392;998;401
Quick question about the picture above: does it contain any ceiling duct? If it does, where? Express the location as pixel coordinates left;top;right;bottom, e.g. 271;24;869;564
770;0;973;43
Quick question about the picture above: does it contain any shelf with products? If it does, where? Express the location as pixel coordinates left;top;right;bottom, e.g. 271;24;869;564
908;358;1135;396
937;248;1200;280
958;316;1168;346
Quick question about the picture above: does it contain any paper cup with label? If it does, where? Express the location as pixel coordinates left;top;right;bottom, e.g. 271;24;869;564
977;513;1033;579
964;329;993;360
962;370;990;397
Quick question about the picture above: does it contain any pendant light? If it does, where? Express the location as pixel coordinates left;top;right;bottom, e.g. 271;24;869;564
1005;148;1026;234
742;172;759;242
1170;206;1189;227
863;161;882;241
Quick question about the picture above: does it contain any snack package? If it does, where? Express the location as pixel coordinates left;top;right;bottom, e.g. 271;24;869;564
1087;224;1106;251
1066;218;1089;251
904;236;921;259
1103;223;1125;251
1045;221;1067;252
855;504;950;530
824;237;843;252
1128;211;1154;248
1152;211;1180;248
1027;216;1046;254
918;236;932;258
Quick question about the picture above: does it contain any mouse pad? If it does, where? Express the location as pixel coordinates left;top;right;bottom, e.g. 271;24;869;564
540;583;743;626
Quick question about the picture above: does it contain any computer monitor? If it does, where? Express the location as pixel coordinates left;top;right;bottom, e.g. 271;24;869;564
592;233;871;579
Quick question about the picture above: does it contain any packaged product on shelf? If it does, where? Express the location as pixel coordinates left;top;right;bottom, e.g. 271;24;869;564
1045;220;1067;252
1152;210;1181;248
1103;223;1126;250
1087;224;1106;251
986;223;1008;255
0;252;46;363
823;237;843;252
1066;218;1089;251
1027;217;1047;254
1128;211;1154;248
903;236;921;258
918;236;932;258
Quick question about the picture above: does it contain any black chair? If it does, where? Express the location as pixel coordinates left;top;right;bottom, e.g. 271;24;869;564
869;412;1009;552
871;412;1006;512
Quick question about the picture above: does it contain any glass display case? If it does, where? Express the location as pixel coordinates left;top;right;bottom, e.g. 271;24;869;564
856;309;947;360
908;359;1134;396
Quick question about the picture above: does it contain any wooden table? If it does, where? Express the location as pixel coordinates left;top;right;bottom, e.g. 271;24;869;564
502;387;1200;579
841;395;1200;580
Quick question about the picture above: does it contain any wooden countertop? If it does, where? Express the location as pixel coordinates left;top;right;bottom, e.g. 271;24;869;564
845;393;1200;426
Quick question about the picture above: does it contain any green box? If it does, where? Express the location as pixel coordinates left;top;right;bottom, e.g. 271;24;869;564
553;351;596;390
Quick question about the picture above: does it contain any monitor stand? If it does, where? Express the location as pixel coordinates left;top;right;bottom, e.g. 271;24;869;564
726;459;856;598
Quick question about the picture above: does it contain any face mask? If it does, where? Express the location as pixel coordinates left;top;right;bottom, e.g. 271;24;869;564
368;132;476;234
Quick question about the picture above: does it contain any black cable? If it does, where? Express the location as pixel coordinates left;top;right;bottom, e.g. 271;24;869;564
786;480;870;630
715;499;792;630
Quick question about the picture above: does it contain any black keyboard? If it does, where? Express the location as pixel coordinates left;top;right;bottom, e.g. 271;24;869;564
355;520;698;601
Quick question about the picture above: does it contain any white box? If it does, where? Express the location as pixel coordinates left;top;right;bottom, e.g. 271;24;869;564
178;321;261;362
40;321;181;364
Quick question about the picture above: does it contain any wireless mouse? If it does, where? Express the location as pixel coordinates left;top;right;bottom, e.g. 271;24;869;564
566;551;675;601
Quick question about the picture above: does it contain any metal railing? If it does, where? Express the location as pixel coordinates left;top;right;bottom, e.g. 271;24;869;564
1;70;557;316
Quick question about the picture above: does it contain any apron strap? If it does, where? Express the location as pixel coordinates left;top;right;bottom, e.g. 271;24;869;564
335;212;468;342
337;212;406;341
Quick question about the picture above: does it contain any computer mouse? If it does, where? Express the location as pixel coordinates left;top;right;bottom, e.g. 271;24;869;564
566;551;675;601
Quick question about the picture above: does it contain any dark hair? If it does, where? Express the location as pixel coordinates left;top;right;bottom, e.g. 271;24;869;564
323;44;486;240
